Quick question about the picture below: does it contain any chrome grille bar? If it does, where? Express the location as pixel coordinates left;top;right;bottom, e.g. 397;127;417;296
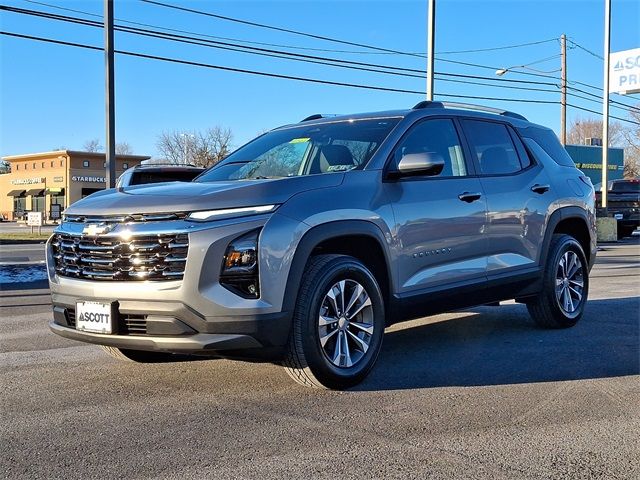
52;232;188;281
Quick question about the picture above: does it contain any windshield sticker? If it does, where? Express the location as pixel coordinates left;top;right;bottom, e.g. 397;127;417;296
289;138;310;144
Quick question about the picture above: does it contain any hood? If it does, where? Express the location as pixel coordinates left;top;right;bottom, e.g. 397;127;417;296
65;175;344;216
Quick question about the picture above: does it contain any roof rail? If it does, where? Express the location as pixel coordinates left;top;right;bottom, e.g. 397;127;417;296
300;113;340;122
412;101;527;121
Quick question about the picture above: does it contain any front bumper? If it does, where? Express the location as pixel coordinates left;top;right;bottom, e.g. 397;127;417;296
46;214;301;357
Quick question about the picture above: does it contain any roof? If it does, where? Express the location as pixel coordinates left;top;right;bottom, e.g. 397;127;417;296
277;102;533;131
2;150;151;162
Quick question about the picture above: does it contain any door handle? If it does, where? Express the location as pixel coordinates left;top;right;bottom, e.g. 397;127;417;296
531;184;550;194
458;192;482;203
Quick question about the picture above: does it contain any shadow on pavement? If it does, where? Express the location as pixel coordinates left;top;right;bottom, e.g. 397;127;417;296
357;296;640;391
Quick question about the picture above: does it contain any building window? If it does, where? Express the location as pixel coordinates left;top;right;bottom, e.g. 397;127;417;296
51;161;54;168
60;159;64;167
103;162;106;168
16;164;19;170
123;163;129;169
41;162;45;168
24;164;28;170
83;160;90;168
33;162;36;169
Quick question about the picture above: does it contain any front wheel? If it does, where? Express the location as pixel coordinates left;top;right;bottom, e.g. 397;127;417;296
283;255;385;389
527;234;589;328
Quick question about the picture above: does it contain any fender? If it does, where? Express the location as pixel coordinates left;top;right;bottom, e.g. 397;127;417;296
538;206;595;270
281;220;394;316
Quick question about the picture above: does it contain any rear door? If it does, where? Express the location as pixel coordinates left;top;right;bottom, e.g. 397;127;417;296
384;117;488;294
459;118;553;277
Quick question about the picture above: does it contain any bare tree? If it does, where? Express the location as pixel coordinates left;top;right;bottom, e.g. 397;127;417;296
116;142;133;155
621;105;640;178
83;138;102;152
156;127;233;167
566;117;624;146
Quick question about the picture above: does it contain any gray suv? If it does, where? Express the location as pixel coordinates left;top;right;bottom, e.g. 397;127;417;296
47;102;596;389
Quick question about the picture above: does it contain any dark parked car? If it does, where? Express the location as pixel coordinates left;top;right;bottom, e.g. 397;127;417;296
47;102;596;389
116;164;205;187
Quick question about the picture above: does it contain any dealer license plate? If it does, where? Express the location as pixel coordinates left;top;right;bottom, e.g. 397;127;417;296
76;301;114;334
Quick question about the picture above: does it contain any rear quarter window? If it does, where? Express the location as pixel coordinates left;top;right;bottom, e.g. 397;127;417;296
518;126;575;167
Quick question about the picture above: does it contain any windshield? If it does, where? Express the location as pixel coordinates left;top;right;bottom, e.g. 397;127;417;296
196;117;401;182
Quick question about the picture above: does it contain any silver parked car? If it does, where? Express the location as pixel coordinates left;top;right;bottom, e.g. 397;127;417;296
47;102;596;389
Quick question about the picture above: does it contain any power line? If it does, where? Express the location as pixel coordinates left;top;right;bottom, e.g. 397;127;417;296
10;2;640;118
2;5;564;91
18;0;421;56
23;0;562;60
0;30;566;107
567;38;604;61
20;0;573;86
567;103;640;126
139;0;425;59
437;38;559;55
567;85;640;114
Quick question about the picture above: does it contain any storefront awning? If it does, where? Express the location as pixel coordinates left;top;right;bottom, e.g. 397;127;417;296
25;188;45;196
46;187;65;194
7;189;26;197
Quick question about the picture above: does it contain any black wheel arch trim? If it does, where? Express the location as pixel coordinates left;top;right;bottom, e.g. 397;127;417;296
281;220;394;317
540;206;595;270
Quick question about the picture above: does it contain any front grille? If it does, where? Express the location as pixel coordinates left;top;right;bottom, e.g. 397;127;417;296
52;233;188;281
122;314;147;335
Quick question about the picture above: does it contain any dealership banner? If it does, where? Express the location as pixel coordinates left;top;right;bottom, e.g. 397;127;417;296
610;48;640;94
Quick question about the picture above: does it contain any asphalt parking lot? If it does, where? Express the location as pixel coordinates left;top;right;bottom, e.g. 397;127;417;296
1;238;639;479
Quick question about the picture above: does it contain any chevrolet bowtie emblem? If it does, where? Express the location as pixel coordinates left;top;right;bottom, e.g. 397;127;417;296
82;222;114;236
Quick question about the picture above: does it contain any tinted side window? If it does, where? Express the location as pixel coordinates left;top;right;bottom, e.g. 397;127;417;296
518;126;574;167
394;119;467;177
462;120;522;175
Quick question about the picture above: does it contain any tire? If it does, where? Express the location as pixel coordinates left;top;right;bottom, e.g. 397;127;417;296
282;254;385;389
527;234;589;328
101;345;174;363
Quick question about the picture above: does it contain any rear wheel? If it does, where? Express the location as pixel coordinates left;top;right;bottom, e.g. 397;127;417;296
527;234;589;328
283;255;385;389
101;345;174;363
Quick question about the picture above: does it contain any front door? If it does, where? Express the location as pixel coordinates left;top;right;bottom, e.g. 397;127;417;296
384;117;488;295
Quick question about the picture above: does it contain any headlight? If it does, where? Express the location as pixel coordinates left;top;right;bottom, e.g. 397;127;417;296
220;229;260;298
188;205;278;222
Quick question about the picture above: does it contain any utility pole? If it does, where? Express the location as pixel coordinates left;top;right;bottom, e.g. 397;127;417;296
104;0;116;188
426;0;435;101
560;34;567;146
601;0;611;210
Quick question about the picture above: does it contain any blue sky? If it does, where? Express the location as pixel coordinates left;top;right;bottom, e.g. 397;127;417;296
1;0;639;158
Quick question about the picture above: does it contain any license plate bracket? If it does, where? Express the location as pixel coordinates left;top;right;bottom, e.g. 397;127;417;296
76;301;117;334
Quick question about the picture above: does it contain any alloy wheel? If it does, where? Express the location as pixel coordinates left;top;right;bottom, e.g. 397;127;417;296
317;279;374;368
555;251;585;316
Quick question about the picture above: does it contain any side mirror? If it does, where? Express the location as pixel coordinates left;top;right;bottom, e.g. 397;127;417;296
393;152;445;178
